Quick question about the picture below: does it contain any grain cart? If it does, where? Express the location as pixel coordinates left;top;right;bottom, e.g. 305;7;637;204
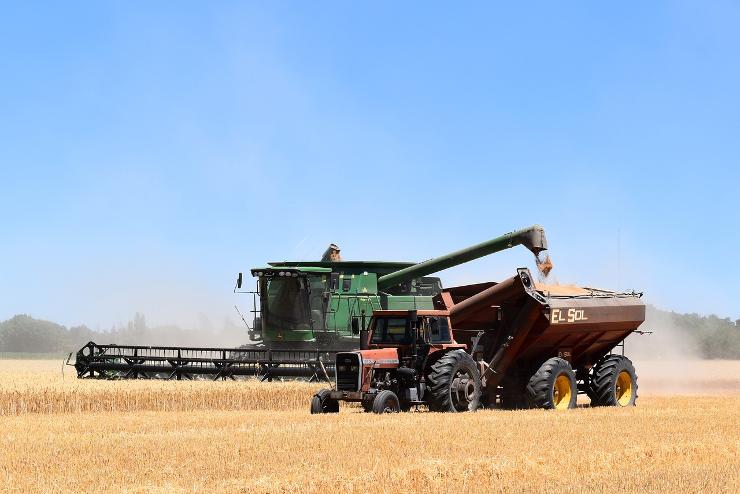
310;268;645;413
73;226;548;380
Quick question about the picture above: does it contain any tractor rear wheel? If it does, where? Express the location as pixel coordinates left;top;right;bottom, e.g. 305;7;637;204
372;390;400;414
526;357;577;410
310;389;339;414
427;350;482;412
589;355;638;407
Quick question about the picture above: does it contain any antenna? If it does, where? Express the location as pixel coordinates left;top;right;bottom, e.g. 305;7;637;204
617;228;621;291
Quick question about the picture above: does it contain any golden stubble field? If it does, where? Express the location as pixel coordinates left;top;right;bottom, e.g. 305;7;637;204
0;360;738;493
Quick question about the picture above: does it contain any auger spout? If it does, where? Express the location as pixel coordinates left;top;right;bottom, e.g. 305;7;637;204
376;225;547;292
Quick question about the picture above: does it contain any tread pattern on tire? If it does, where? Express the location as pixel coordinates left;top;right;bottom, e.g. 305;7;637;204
589;354;638;407
525;357;577;409
426;349;481;412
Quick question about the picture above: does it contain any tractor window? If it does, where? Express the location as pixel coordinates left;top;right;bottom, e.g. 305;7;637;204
429;317;451;343
371;317;411;344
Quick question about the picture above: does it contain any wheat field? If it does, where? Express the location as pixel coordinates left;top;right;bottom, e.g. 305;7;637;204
0;360;738;493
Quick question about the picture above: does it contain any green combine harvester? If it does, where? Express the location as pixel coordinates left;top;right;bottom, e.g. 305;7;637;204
73;225;547;380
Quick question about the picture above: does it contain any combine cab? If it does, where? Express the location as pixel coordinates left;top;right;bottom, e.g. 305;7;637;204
73;226;548;380
310;268;645;412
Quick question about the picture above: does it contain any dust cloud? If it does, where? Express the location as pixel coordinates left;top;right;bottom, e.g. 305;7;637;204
86;313;254;349
625;307;740;395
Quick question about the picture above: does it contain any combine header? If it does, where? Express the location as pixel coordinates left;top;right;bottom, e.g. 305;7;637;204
73;343;333;380
73;226;548;380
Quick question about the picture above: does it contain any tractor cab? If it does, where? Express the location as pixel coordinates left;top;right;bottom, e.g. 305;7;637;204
364;310;455;347
358;309;465;376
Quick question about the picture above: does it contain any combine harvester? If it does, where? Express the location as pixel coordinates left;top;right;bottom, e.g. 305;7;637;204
73;226;550;381
310;267;645;412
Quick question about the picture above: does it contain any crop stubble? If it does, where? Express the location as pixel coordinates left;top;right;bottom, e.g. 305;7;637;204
0;360;737;493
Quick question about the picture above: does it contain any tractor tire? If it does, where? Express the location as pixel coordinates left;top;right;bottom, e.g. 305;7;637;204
426;350;482;412
526;357;577;410
589;355;638;407
310;389;339;414
372;390;400;414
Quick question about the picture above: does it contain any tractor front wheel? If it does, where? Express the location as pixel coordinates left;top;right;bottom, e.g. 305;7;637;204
310;389;339;414
372;390;400;414
427;350;482;412
526;357;577;410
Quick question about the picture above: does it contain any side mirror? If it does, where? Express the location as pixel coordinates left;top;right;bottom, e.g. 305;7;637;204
236;272;243;289
351;318;359;335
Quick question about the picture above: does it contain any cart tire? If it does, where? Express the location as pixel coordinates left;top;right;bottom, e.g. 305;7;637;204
372;390;400;414
526;357;577;410
310;389;339;414
589;355;638;407
427;350;482;412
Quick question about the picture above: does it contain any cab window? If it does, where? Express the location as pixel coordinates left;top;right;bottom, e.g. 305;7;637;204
429;317;451;343
371;317;411;344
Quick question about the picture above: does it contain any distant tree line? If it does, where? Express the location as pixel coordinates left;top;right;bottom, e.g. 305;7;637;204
640;306;740;360
0;313;246;354
0;307;738;358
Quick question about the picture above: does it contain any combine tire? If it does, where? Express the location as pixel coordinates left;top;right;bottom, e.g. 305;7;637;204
310;389;339;414
372;390;400;414
427;350;482;412
589;355;638;407
526;357;577;410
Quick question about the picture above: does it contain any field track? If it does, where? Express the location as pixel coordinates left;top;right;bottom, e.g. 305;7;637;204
0;360;738;493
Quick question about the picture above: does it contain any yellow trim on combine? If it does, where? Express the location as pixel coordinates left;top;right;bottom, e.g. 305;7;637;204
553;374;572;410
615;371;633;406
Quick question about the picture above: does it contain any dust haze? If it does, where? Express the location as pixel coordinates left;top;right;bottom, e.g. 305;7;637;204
626;306;740;395
98;314;254;349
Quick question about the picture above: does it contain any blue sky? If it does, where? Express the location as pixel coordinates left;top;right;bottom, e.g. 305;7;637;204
1;1;738;329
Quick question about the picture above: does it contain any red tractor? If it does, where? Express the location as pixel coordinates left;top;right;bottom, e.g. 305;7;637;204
312;309;482;414
311;268;645;413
